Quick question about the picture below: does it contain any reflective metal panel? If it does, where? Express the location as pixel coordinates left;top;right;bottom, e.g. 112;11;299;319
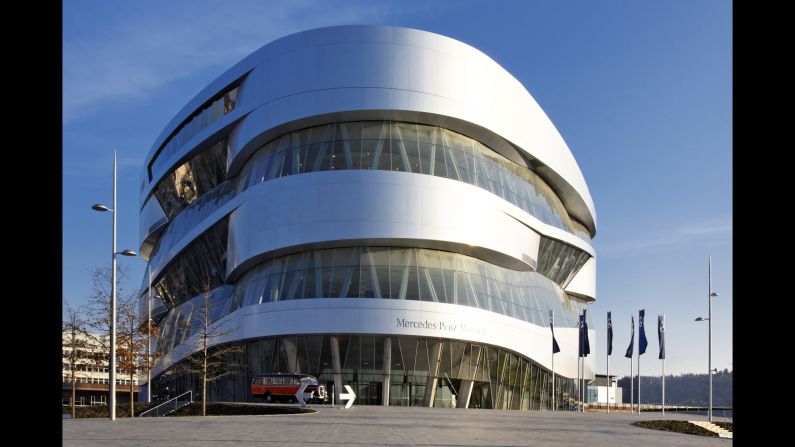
235;121;588;241
227;170;542;279
152;297;596;382
142;26;596;233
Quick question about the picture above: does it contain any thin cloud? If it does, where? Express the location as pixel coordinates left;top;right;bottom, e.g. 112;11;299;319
598;217;732;258
677;219;733;237
63;0;404;125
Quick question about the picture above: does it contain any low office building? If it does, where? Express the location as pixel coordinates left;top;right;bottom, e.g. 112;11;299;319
586;374;622;407
138;25;597;410
62;331;140;406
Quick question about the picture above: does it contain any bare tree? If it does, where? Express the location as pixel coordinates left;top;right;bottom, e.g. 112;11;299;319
84;265;139;416
63;302;91;418
116;290;158;417
178;277;242;416
84;266;133;355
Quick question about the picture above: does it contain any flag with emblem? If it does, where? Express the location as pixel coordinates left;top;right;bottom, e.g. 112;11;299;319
625;316;634;358
658;314;665;359
578;310;590;357
550;310;560;354
607;311;613;356
639;309;648;355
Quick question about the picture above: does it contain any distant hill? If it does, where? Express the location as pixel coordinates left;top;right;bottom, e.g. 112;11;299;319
616;370;732;406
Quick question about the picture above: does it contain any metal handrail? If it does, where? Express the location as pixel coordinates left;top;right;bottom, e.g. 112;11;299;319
139;391;192;417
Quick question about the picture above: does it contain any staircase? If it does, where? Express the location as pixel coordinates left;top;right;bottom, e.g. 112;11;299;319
140;391;193;417
689;421;733;439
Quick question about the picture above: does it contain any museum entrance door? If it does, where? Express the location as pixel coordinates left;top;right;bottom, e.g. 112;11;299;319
357;381;382;405
468;381;493;409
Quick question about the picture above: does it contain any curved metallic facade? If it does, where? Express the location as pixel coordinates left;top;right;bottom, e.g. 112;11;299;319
139;25;596;410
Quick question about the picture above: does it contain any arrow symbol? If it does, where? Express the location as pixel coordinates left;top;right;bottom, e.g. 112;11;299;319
294;381;314;408
339;384;356;409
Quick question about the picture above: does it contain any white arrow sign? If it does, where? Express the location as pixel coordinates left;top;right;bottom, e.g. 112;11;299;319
295;381;313;408
340;384;356;409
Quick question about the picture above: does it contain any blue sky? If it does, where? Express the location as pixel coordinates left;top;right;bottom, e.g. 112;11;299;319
62;0;732;376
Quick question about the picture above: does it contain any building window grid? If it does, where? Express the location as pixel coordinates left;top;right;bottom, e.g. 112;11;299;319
157;246;582;357
236;121;589;241
149;86;240;179
154;335;580;410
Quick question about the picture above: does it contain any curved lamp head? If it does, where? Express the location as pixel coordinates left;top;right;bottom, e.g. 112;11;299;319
118;249;137;257
91;204;112;212
710;291;718;297
695;317;707;322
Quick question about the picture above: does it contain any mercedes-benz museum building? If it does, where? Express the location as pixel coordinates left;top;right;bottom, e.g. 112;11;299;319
139;25;596;410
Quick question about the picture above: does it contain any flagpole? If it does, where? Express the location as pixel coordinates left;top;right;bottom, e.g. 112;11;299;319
630;352;633;414
577;314;583;412
638;346;641;414
638;310;645;415
630;314;634;414
606;311;610;414
661;313;665;417
577;354;582;411
551;309;555;412
662;356;665;417
580;356;584;412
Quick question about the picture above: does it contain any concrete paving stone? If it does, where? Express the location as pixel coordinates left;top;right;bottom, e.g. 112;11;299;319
63;405;732;447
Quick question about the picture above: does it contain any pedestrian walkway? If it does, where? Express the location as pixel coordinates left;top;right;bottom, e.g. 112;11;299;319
64;405;732;446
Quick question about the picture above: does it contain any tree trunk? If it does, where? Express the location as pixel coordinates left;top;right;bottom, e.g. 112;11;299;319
202;348;207;416
71;370;76;418
130;367;135;417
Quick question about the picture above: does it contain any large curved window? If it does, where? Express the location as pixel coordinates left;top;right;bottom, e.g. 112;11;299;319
155;334;579;410
149;85;239;178
536;238;591;287
155;284;233;356
147;180;236;272
153;139;228;220
231;246;578;327
154;246;583;358
238;121;589;240
139;195;168;245
153;218;228;309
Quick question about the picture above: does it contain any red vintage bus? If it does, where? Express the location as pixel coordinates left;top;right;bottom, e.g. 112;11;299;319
251;373;327;403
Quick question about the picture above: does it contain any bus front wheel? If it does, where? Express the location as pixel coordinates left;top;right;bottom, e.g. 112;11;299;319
264;392;273;403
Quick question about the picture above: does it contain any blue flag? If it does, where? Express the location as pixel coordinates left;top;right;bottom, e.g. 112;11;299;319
658;315;665;360
584;309;590;356
550;310;560;354
625;316;634;358
638;309;648;355
607;311;613;356
578;310;590;357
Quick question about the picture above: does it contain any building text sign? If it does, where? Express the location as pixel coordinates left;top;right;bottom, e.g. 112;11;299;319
396;318;485;336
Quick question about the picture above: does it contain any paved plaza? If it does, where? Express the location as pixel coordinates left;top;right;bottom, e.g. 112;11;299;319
63;405;732;446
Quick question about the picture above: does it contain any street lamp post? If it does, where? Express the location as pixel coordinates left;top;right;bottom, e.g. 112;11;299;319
146;266;161;403
147;266;152;404
92;150;137;421
695;256;718;423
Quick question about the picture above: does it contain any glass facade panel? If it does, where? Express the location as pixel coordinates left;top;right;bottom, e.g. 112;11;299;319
150;85;241;177
152;139;229;221
155;245;583;360
153;218;228;309
147;180;235;272
536;237;591;287
154;334;579;411
139;195;168;243
236;120;591;241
